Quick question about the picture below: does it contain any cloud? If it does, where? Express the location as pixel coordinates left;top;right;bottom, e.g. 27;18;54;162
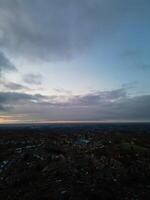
69;88;127;106
23;73;43;85
0;88;150;122
0;91;51;114
1;81;29;91
0;51;16;75
109;95;150;121
0;104;6;111
0;0;149;61
0;91;47;106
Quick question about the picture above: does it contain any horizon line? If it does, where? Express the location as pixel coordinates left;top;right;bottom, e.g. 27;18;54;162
0;120;150;125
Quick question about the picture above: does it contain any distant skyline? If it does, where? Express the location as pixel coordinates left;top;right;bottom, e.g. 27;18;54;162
0;0;150;123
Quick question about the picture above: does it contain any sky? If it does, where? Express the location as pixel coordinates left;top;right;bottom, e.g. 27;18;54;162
0;0;150;123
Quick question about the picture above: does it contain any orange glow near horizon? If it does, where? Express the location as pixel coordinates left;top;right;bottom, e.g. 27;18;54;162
0;116;20;124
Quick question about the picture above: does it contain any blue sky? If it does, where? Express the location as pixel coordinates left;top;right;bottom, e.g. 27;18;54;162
0;0;150;123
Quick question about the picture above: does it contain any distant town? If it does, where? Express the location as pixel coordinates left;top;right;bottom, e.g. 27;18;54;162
0;123;150;200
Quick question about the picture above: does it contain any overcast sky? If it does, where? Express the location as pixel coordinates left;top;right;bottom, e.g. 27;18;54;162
0;0;150;123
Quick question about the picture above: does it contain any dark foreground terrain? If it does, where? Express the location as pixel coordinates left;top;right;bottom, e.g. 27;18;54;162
0;123;150;200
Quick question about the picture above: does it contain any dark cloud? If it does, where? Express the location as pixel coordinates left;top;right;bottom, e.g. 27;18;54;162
0;51;16;75
0;89;150;122
0;78;30;91
108;95;150;121
0;104;6;111
0;91;53;113
0;0;149;60
0;91;47;107
1;81;29;91
23;73;43;85
69;89;126;106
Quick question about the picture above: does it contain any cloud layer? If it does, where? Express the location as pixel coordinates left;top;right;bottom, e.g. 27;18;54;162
0;51;16;75
0;0;150;61
0;88;150;122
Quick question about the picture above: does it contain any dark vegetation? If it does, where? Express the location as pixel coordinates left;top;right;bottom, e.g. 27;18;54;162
0;123;150;200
